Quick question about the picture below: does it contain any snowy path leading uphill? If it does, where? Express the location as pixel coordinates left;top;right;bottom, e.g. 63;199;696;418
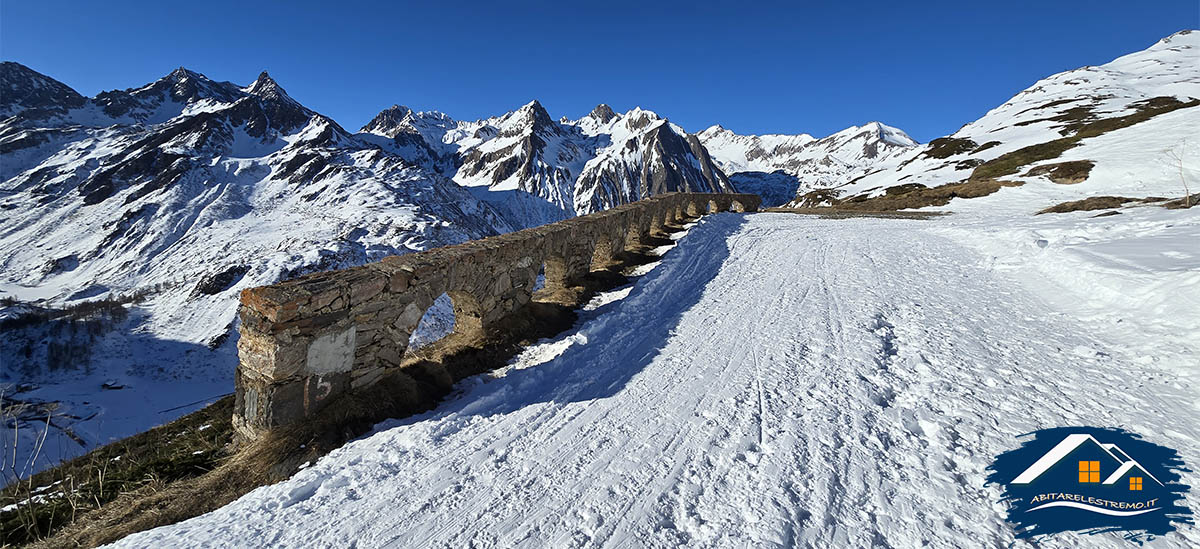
114;213;1199;548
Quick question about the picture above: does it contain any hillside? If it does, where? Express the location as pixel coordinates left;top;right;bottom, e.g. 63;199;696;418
787;30;1200;212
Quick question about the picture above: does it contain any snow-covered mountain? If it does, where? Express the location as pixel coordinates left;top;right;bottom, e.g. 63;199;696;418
361;100;735;224
0;64;740;472
790;30;1200;209
1;67;513;351
698;121;918;205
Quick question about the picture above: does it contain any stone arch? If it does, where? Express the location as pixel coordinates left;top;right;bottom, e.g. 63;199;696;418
708;199;720;213
731;199;747;213
686;200;704;216
660;204;676;226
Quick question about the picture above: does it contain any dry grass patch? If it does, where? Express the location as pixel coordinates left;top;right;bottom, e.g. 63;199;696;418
923;137;977;159
1036;196;1136;214
3;396;234;547
1036;195;1181;215
822;179;1024;212
1025;160;1095;184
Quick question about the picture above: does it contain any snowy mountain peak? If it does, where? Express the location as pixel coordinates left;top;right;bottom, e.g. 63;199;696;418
797;29;1200;209
245;71;295;103
360;104;414;136
513;99;555;129
133;66;240;104
589;103;617;123
844;121;918;147
621;107;664;131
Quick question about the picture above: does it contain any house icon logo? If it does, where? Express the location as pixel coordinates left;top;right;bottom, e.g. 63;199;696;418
987;427;1193;542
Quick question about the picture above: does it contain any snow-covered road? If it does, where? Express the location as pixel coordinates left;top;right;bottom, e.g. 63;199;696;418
114;212;1199;548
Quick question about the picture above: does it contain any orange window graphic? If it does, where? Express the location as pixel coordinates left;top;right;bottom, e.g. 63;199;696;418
1130;477;1143;491
1078;460;1100;483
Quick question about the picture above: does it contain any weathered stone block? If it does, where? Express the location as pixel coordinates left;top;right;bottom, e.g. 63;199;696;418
237;329;307;380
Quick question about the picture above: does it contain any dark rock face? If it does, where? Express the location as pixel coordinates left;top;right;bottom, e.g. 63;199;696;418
194;265;252;296
589;103;617;123
243;72;314;134
575;121;734;212
0;62;86;116
360;105;413;137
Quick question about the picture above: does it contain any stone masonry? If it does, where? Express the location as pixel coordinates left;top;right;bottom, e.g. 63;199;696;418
233;192;761;440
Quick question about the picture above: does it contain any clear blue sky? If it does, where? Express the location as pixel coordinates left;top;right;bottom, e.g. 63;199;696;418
2;1;1196;142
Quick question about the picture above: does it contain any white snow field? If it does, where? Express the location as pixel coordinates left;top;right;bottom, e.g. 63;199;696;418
112;210;1199;548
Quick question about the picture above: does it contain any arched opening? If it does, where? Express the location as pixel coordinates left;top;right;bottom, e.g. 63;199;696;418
532;262;546;293
707;200;719;213
686;201;703;216
405;292;454;358
731;200;746;213
403;289;486;359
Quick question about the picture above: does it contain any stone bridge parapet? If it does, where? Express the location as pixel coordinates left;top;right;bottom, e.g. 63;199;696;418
233;192;760;439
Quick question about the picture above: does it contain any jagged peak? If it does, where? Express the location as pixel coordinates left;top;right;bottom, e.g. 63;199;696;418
245;71;290;99
589;103;617;123
619;107;665;132
167;66;197;78
133;66;211;92
504;99;555;131
361;104;414;135
856;121;918;146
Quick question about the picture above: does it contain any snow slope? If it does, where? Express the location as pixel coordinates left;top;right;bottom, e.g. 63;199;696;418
113;212;1199;548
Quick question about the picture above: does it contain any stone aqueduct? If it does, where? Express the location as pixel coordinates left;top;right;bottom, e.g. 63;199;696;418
233;192;761;439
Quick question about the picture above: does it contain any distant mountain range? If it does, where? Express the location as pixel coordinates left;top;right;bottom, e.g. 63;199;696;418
0;61;913;355
0;59;915;472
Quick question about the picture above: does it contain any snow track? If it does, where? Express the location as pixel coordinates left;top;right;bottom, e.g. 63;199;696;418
113;213;1199;548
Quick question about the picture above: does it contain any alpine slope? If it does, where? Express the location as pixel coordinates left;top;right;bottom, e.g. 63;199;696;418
111;211;1200;548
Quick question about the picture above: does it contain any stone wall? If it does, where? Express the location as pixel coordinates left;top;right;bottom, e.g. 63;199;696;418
233;192;760;440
